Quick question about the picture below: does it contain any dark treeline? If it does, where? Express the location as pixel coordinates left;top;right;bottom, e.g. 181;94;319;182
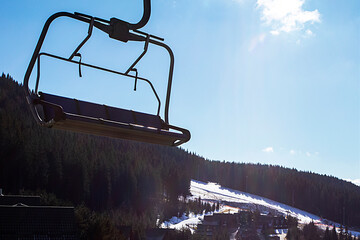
194;161;360;228
0;73;194;228
1;73;360;229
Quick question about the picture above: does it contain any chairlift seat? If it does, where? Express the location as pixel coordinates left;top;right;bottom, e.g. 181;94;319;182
36;92;190;146
24;10;191;146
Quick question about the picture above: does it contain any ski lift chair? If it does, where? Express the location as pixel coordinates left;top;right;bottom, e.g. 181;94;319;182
23;1;190;147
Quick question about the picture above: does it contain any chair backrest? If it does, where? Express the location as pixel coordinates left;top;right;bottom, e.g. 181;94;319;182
40;92;163;129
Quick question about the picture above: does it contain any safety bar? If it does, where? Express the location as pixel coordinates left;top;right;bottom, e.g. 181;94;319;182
35;52;162;116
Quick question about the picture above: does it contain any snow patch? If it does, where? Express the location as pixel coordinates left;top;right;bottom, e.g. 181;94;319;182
160;180;360;237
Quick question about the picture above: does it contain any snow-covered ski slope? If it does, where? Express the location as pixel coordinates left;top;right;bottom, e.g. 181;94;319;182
162;180;360;236
191;180;319;224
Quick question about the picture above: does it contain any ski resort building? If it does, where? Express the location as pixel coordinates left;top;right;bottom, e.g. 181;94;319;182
0;191;78;240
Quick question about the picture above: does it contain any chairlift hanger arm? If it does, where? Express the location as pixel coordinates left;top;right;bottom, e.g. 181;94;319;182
75;0;151;30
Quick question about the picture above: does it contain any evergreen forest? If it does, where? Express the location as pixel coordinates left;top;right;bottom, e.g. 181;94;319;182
1;74;359;237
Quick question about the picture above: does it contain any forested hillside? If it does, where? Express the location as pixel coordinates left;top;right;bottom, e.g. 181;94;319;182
0;73;196;231
1;73;359;229
195;162;360;228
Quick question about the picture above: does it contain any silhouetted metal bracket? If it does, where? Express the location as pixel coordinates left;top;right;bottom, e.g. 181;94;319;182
125;34;150;75
74;53;82;77
69;17;94;60
130;68;139;91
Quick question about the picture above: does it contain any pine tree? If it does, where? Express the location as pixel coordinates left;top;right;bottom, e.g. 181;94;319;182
303;221;320;240
339;225;344;240
331;226;338;240
324;227;331;240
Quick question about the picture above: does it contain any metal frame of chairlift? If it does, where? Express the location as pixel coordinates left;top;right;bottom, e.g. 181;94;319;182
23;0;190;146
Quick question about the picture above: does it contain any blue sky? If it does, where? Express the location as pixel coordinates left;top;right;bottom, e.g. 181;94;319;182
1;0;359;183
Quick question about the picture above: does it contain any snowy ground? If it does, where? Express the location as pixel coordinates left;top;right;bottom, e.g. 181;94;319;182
161;212;204;233
161;179;360;237
190;180;320;224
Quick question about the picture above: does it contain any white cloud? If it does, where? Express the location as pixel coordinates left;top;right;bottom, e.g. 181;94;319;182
249;33;267;52
305;29;313;36
256;0;320;35
306;152;311;157
290;149;296;155
262;147;274;153
270;30;280;35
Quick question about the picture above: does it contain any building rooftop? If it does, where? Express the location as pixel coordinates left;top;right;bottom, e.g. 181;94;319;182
0;195;41;206
0;203;78;239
